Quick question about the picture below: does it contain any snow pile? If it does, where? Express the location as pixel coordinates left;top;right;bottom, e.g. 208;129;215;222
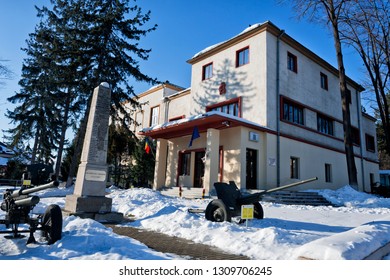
1;184;390;260
317;186;390;208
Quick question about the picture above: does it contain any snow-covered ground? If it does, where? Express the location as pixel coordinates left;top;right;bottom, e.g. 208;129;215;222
1;184;390;260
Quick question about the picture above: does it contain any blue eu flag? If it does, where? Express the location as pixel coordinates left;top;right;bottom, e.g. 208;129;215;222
189;126;200;147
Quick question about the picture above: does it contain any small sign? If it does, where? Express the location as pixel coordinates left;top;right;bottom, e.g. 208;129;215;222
23;180;31;186
85;169;107;182
249;131;259;142
241;205;254;220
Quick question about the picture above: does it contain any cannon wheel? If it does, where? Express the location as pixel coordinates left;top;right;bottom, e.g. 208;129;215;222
41;204;62;244
205;199;231;222
253;202;264;219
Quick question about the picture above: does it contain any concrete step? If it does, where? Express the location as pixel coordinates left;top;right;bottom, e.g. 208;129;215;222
259;191;334;206
160;187;206;199
160;188;334;206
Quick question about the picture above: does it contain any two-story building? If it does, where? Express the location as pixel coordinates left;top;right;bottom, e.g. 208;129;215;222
132;21;378;197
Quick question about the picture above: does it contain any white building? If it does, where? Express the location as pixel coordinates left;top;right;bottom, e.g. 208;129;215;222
131;21;378;197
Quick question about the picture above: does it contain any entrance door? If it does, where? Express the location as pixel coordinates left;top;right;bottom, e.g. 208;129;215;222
246;148;257;189
194;151;205;188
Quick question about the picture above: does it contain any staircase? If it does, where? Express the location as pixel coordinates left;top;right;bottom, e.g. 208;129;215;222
259;190;334;206
160;187;206;199
160;187;335;206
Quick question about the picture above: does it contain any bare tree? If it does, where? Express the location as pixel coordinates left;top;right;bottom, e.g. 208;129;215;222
286;0;358;187
339;0;390;156
0;60;13;86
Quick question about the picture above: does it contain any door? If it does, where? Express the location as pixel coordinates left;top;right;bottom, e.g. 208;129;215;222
246;148;257;189
194;151;205;188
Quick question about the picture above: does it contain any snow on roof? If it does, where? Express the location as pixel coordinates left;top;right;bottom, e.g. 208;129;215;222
191;21;268;59
141;111;270;133
0;142;15;159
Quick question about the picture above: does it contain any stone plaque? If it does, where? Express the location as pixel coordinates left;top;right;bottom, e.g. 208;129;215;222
85;169;107;182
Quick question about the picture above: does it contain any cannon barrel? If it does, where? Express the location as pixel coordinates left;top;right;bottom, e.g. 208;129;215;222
11;181;59;199
237;177;318;205
14;196;40;207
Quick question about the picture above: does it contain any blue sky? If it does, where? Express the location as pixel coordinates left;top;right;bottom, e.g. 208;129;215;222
0;0;366;142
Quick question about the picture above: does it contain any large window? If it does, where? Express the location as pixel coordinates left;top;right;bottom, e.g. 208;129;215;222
287;52;298;73
202;63;213;80
236;47;249;67
283;100;304;125
150;106;159;126
207;97;241;117
317;114;334;136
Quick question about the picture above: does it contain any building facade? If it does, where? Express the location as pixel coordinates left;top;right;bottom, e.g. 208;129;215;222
132;21;378;197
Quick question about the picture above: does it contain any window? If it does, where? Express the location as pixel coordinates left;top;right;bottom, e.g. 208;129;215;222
287;52;298;73
283;100;304;125
346;88;352;104
366;134;375;152
317;114;334;136
351;127;360;146
207;97;241;117
179;152;191;176
290;157;300;179
320;72;328;90
236;47;249;67
202;63;213;80
150;106;159;126
325;164;332;183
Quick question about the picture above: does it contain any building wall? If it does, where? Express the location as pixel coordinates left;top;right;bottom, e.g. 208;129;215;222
189;32;268;126
134;23;379;193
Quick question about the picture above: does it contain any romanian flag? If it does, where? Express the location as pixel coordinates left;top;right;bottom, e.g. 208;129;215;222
144;138;151;154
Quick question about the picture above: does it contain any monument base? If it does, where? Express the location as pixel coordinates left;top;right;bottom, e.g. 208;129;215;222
62;210;124;224
64;194;123;223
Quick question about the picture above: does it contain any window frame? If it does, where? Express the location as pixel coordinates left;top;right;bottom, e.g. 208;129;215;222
317;114;334;136
325;163;332;183
290;157;300;179
287;52;298;73
179;152;191;176
206;97;242;118
150;105;159;127
320;72;328;90
282;100;304;125
351;127;361;146
365;134;376;152
236;46;250;67
202;62;213;80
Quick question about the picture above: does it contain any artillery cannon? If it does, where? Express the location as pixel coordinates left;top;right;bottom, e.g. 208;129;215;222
204;177;318;223
0;181;62;244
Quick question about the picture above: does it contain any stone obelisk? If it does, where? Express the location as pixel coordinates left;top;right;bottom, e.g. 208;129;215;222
64;82;122;223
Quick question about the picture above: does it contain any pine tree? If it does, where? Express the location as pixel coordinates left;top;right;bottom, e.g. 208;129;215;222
6;21;63;164
108;123;136;186
130;137;155;188
36;0;158;185
6;0;157;182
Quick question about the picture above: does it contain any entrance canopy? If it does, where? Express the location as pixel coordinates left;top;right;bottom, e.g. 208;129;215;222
139;111;273;139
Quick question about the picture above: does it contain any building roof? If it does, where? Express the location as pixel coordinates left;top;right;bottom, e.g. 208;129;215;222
0;142;15;159
136;82;186;99
139;111;274;139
